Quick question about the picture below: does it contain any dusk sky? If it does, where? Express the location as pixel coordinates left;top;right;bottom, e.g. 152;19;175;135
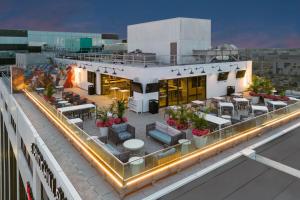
1;0;300;48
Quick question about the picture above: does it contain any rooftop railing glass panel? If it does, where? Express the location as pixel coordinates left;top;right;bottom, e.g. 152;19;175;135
23;88;300;184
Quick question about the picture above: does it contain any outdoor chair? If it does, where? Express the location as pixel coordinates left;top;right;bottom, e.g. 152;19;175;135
108;123;135;145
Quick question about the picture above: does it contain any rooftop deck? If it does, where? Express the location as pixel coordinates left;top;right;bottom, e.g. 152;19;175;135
14;87;300;199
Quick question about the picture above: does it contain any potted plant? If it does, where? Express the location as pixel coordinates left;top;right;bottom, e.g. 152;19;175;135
261;78;274;105
113;100;127;124
248;75;262;104
96;107;113;136
175;105;189;130
165;108;177;127
44;84;55;102
189;113;210;148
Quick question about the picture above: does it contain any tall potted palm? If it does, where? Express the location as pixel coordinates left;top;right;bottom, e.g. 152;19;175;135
113;100;127;124
175;105;189;130
96;107;113;136
248;75;262;104
189;112;209;148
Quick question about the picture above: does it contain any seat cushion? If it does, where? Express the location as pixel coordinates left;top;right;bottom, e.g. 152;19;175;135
157;148;176;159
118;131;132;141
105;144;120;155
149;130;171;145
112;123;128;133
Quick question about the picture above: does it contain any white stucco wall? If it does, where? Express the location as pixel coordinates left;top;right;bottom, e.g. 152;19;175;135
55;58;252;112
127;17;211;64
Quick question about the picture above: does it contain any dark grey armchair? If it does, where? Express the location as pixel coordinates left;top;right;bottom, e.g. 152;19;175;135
108;123;135;145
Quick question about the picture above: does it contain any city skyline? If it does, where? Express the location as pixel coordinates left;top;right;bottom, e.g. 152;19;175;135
1;0;300;48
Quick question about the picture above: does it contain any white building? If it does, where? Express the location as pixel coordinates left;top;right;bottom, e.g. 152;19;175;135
128;17;211;64
54;18;251;112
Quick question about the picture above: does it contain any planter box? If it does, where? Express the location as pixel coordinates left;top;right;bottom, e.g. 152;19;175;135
193;135;208;148
99;127;109;137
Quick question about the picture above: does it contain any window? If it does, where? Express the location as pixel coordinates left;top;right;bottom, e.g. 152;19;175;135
20;138;33;174
10;115;16;133
87;71;96;85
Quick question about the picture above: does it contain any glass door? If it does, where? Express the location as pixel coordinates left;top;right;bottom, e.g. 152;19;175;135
159;80;168;107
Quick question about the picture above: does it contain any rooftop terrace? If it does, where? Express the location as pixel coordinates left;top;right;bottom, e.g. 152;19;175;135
19;83;300;196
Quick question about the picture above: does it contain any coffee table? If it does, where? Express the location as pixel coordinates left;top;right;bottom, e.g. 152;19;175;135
123;139;145;151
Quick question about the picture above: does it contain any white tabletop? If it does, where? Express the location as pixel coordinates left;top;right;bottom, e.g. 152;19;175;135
233;98;249;102
251;105;268;112
221;115;232;120
119;89;129;93
55;85;64;89
128;156;144;165
58;103;96;113
213;96;225;100
110;87;120;90
123;139;145;151
198;112;231;125
231;93;242;96
267;101;287;106
219;102;234;108
68;118;83;124
289;97;300;101
178;139;191;144
58;100;68;104
192;100;205;105
36;87;45;91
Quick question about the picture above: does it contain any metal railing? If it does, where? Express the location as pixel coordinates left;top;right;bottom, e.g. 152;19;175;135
23;89;300;182
122;101;300;179
55;51;248;67
1;72;11;93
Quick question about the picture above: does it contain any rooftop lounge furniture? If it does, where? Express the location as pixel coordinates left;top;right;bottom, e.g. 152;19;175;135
153;147;178;165
93;136;130;162
146;122;186;146
108;123;135;145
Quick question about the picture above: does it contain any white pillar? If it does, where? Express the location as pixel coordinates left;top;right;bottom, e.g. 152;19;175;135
96;73;101;95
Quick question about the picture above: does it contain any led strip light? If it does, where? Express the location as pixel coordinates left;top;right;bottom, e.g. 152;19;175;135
24;89;300;191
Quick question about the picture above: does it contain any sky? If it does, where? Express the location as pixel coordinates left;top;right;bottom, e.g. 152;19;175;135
1;0;300;48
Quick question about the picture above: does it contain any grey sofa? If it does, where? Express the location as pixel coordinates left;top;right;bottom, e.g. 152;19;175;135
108;123;135;145
146;122;186;146
95;136;130;163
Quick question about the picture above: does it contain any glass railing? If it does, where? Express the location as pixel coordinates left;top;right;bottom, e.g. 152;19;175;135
122;101;300;180
24;89;300;183
25;90;125;178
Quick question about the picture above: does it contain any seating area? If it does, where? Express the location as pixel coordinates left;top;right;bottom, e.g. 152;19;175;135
146;122;186;146
30;83;300;180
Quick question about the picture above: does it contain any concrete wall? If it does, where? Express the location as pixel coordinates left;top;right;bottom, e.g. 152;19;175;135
128;18;211;64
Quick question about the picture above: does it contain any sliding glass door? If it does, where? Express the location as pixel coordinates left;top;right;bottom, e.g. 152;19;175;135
159;75;206;107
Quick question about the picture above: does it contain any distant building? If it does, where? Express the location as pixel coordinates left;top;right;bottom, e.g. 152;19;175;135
0;29;122;65
273;56;300;76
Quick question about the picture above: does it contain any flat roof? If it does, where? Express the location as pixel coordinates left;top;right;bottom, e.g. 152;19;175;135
160;127;300;200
